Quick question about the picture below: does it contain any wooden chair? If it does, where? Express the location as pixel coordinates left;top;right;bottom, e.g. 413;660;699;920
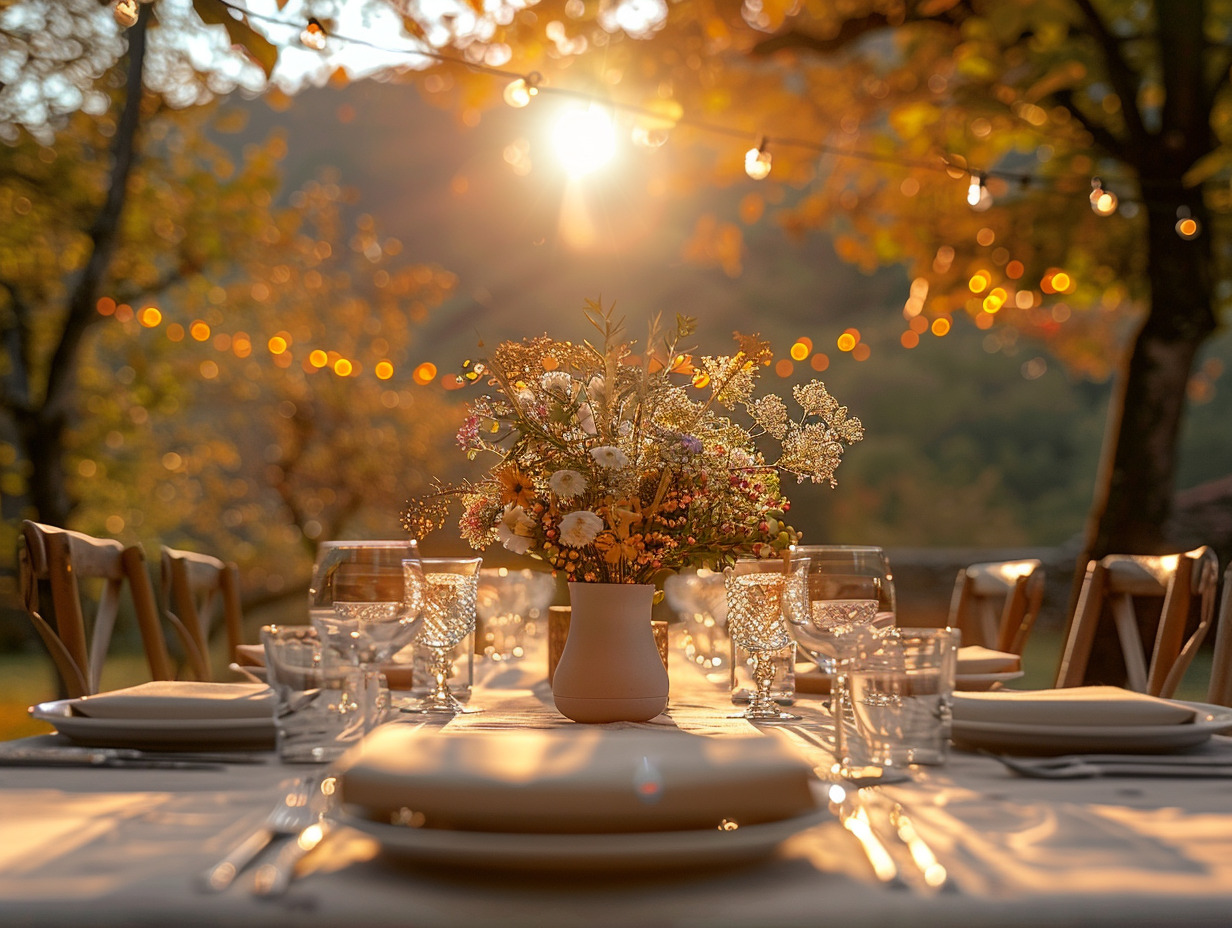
1055;546;1220;698
159;546;245;682
1207;564;1232;706
948;559;1044;654
18;520;172;698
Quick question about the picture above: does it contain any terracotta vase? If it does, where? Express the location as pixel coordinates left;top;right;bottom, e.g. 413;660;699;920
552;582;669;723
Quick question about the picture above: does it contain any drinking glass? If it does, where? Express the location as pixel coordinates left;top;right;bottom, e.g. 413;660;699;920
308;540;426;729
723;558;809;722
663;568;729;676
403;557;483;714
834;627;958;773
475;568;556;661
787;545;896;674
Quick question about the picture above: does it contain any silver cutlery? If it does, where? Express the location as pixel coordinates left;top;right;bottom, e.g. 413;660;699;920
829;783;905;889
199;778;319;893
990;752;1232;779
252;818;330;896
0;748;224;770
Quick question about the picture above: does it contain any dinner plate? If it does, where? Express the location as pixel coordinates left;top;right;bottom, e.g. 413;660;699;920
951;701;1232;755
796;669;1024;695
331;804;830;873
29;698;275;751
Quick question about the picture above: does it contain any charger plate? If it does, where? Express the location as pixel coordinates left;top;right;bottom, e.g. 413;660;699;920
29;698;274;751
951;701;1232;755
331;804;830;873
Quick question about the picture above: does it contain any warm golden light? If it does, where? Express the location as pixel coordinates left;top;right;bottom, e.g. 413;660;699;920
190;321;211;341
1089;178;1118;216
966;175;992;211
333;359;353;376
503;76;539;108
309;349;328;368
810;353;829;371
1175;207;1200;239
836;333;857;352
300;17;327;50
413;362;437;385
268;335;288;355
375;360;395;380
790;341;810;361
744;145;772;181
138;307;161;327
774;359;793;377
553;106;616;176
931;318;951;337
901;330;919;348
968;272;990;293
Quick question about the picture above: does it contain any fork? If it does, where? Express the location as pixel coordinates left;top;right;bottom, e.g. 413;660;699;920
990;752;1232;779
199;778;319;892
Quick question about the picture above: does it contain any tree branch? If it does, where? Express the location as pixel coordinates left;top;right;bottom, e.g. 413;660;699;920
41;4;150;423
0;277;33;412
1070;0;1151;149
1050;87;1126;156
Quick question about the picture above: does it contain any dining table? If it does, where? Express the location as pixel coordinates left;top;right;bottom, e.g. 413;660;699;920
4;635;1232;928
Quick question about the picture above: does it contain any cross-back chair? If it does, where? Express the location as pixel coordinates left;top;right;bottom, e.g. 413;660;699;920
160;546;245;682
1055;545;1220;698
1207;564;1232;706
18;520;172;698
948;559;1045;655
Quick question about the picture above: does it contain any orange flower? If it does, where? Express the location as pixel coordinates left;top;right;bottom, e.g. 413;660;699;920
497;468;535;508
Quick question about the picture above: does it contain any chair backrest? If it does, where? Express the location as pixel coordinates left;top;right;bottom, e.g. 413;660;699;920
18;520;171;698
948;559;1044;654
1055;546;1220;698
1208;564;1232;706
160;546;244;682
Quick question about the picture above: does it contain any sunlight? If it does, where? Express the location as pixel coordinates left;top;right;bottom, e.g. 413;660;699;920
553;106;616;177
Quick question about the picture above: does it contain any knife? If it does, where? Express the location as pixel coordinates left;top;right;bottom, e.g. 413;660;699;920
251;820;331;896
0;749;222;770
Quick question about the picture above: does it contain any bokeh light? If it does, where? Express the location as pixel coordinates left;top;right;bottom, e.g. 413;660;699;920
375;360;395;380
413;362;437;385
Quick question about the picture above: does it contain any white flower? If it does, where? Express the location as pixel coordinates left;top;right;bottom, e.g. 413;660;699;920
586;375;605;403
540;371;574;398
549;469;587;499
590;445;629;469
576;402;597;435
559;510;604;547
497;503;537;555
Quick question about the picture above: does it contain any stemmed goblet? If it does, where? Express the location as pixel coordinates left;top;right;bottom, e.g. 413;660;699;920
787;545;895;676
403;557;483;715
724;557;809;722
308;540;426;731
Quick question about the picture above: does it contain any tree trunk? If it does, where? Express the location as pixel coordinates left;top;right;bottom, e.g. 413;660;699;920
1065;189;1216;683
16;5;150;528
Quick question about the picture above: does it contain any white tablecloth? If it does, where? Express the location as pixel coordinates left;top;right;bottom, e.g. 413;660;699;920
3;647;1232;928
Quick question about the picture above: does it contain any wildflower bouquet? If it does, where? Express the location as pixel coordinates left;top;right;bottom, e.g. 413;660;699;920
401;300;863;585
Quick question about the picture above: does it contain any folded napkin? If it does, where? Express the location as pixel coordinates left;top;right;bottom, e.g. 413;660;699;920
952;685;1198;727
336;727;818;834
957;646;1021;675
71;681;273;720
239;640;415;690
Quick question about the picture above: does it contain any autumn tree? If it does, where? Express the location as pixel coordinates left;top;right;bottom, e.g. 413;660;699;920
210;0;1225;576
0;1;458;622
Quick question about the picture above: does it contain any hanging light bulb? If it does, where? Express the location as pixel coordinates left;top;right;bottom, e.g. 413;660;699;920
744;138;771;180
631;125;669;149
1089;177;1118;216
1175;206;1201;240
503;72;541;108
300;17;328;50
113;0;139;28
966;173;992;211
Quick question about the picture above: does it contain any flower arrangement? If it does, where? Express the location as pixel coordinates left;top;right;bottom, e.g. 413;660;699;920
401;300;863;585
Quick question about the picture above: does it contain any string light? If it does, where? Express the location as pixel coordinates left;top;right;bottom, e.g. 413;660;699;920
1175;206;1201;240
744;138;772;180
966;173;992;211
502;72;541;108
199;0;1220;227
1089;177;1118;216
553;105;617;176
300;17;327;51
114;0;139;28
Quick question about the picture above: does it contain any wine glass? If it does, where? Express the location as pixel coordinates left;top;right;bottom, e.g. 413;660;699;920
723;558;809;722
663;568;729;676
308;540;426;730
787;545;896;675
475;568;556;661
403;557;483;714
